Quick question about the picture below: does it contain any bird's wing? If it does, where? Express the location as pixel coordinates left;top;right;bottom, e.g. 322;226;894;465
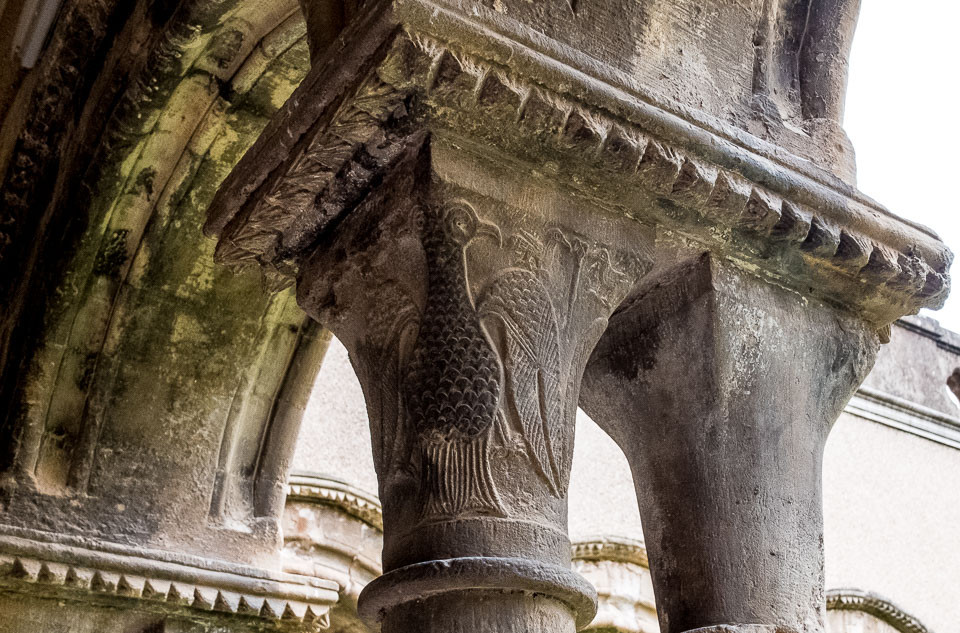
479;269;565;495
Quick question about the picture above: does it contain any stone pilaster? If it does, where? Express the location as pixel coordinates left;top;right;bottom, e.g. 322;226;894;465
581;254;880;633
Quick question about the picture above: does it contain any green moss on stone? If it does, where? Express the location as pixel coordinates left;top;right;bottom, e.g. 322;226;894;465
133;167;157;198
92;229;130;278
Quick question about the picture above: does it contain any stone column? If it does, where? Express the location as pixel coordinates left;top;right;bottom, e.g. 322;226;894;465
291;140;649;632
581;254;880;633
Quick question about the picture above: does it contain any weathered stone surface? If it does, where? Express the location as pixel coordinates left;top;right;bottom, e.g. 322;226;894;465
0;527;338;631
0;1;350;631
207;1;950;327
581;254;879;633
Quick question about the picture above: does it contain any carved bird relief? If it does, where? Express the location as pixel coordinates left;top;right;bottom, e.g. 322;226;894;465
402;202;633;519
479;268;566;496
403;202;506;520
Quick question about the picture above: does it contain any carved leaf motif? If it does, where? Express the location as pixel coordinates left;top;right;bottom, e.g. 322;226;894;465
355;296;419;481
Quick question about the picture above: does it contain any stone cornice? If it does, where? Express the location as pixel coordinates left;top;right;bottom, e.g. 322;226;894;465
374;27;950;323
287;473;383;530
205;0;950;326
571;537;649;569
827;589;931;633
392;0;863;212
847;386;960;451
0;528;337;629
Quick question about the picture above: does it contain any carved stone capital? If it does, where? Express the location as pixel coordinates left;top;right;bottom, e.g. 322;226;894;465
288;137;650;631
202;3;951;632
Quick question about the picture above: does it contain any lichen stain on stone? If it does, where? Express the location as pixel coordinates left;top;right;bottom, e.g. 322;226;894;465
208;28;245;70
0;5;316;539
93;229;131;278
175;257;217;298
205;114;262;169
239;39;310;116
132;168;157;199
75;351;100;392
169;313;209;347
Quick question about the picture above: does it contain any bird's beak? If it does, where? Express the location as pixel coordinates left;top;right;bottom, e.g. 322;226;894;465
475;220;503;247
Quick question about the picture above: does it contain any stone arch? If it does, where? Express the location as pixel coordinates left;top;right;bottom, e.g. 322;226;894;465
827;589;931;633
0;0;351;568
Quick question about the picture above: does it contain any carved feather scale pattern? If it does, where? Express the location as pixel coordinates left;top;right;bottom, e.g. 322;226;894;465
404;204;504;518
405;207;501;442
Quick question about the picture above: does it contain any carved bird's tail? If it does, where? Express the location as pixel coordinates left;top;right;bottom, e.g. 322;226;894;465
419;435;504;521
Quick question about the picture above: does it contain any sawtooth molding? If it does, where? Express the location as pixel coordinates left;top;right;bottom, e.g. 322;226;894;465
206;4;951;326
827;589;931;633
0;527;338;630
287;473;383;531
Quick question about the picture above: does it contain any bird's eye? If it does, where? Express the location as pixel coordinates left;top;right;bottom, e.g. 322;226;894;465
443;205;479;244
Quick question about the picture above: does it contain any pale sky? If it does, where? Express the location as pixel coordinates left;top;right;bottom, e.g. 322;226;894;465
845;1;960;331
